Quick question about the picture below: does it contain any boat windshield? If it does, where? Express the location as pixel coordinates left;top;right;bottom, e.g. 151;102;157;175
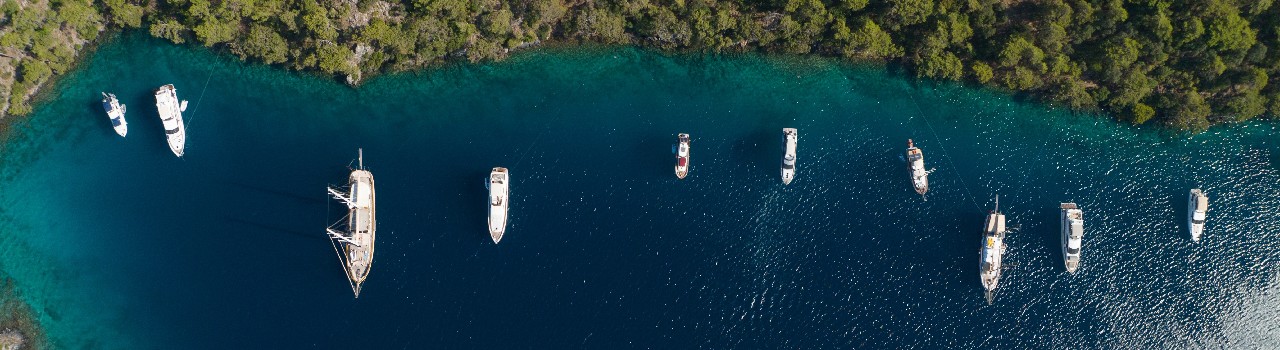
111;118;123;126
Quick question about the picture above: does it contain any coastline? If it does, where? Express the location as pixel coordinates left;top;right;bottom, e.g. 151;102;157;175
0;34;1275;348
3;1;1280;131
0;277;46;350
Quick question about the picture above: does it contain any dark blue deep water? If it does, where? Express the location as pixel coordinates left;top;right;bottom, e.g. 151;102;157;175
2;33;1278;348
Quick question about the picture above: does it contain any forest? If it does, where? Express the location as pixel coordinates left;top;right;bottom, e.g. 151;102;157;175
1;0;1277;131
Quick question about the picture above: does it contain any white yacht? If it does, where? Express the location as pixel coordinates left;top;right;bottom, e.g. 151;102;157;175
781;128;797;185
101;92;127;137
979;195;1006;304
153;84;187;157
488;167;509;244
675;133;690;179
906;139;930;197
1188;189;1208;241
326;149;376;298
1060;203;1083;273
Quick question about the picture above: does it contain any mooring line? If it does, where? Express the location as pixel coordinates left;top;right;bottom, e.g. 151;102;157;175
184;70;215;131
906;88;984;212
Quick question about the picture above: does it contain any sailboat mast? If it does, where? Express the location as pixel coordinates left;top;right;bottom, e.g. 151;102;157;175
358;148;364;170
994;194;1000;213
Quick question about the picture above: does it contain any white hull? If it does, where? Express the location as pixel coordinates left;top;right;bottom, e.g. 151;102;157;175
906;139;928;196
489;167;509;243
979;197;1005;303
1188;189;1207;242
781;128;797;185
101;92;127;137
1060;203;1083;274
154;84;186;157
675;133;690;179
327;150;376;298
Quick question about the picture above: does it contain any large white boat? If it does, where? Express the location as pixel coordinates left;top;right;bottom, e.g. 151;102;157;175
1060;203;1083;273
326;149;376;298
153;84;187;157
675;133;690;179
1188;189;1208;241
979;195;1006;304
781;128;797;185
906;139;930;197
101;92;127;137
488;167;509;244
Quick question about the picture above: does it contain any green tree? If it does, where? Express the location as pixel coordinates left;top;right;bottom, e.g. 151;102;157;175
887;0;934;28
971;61;993;83
918;51;964;80
837;19;902;59
315;42;353;75
150;20;189;44
103;0;145;28
1130;103;1155;124
237;25;289;64
195;18;239;46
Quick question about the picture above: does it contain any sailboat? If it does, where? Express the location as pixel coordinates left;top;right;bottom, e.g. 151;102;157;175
326;149;377;297
979;195;1007;304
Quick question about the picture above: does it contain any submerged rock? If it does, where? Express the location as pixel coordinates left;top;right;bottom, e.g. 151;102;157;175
0;329;24;350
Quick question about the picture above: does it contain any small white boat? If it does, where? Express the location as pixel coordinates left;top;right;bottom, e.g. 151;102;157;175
781;128;797;185
101;92;127;137
1060;203;1083;273
979;195;1006;304
675;133;690;179
906;139;930;196
326;149;376;298
153;84;187;157
1188;189;1208;241
488;167;509;244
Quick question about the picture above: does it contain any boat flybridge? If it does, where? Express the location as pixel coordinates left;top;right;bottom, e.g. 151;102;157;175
488;167;510;244
675;133;691;179
979;195;1007;304
906;139;931;197
781;128;797;185
1060;203;1083;273
101;92;127;137
153;84;187;157
1188;189;1208;241
326;149;376;298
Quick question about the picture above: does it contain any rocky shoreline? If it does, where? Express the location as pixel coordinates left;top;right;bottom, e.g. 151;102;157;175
0;278;45;350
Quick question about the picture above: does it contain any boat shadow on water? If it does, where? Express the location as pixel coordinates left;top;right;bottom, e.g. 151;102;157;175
463;169;495;243
727;128;781;180
632;135;677;179
230;181;324;206
223;216;324;242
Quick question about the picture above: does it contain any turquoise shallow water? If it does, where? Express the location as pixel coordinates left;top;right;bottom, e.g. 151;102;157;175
1;33;1278;348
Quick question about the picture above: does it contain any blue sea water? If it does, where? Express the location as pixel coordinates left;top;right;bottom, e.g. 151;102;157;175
1;33;1278;348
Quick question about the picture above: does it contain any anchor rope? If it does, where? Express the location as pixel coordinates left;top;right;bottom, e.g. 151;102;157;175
183;70;215;132
906;88;984;212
